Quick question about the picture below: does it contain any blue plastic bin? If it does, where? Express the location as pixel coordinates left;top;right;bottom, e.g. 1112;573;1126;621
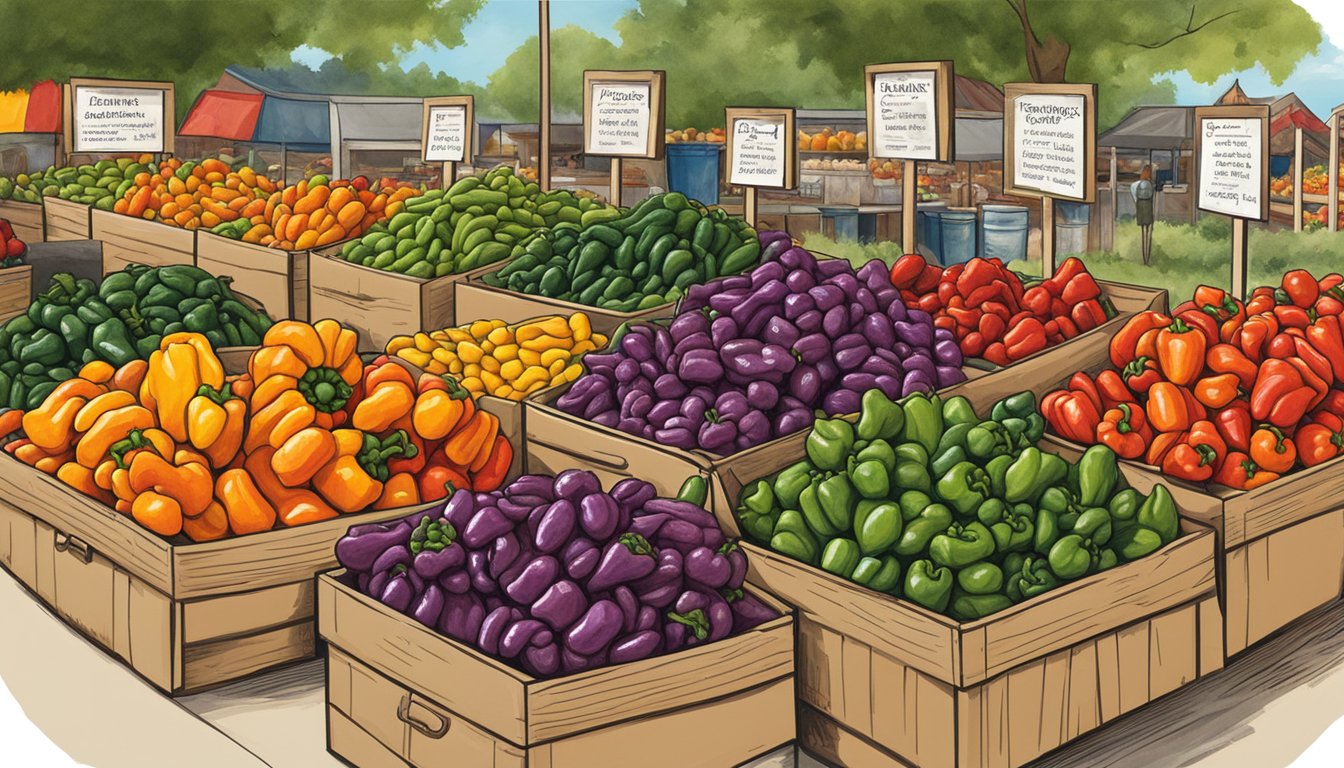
920;210;943;261
938;210;978;266
665;143;721;205
818;206;860;241
980;204;1029;263
1054;201;1091;257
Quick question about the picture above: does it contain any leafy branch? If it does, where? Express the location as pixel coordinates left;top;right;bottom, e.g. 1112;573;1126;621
1121;1;1240;49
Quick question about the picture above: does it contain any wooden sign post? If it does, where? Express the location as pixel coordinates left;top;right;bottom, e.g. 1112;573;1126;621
725;107;796;226
1003;82;1097;275
864;61;954;253
64;77;175;163
582;70;666;207
1194;105;1270;299
1330;103;1342;233
421;96;473;188
538;0;551;191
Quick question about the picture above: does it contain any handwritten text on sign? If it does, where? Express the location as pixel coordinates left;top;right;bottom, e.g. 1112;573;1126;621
73;87;165;153
1012;93;1086;199
730;117;788;187
588;82;651;156
872;70;937;159
425;105;468;163
1198;118;1263;219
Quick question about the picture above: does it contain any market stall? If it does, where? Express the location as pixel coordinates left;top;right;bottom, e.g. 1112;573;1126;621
0;81;63;242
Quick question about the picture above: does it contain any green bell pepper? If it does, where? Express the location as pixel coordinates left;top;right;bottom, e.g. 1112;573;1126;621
1034;506;1061;555
905;560;953;612
989;504;1035;553
957;561;1004;594
948;588;1013;621
1077;445;1119;507
1072;507;1113;547
737;480;779;543
1046;534;1115;580
893;459;932;495
1004;447;1042;503
855;500;903;555
807;418;855;471
849;459;891;500
58;315;89;363
1108;488;1143;532
91;319;138;367
851;439;896;475
183;302;221;334
855;388;904;441
991;391;1036;422
929;521;996;569
966;421;1012;461
930;445;968;480
935;461;990;517
799;479;839;537
895;499;953;557
771;509;821;563
1110;526;1164;561
935;422;971;454
772;461;813;509
19;328;65;366
76;298;114;326
985;453;1012;498
98;270;136;299
1005;555;1060;602
901;392;943;455
893;441;929;466
821;538;862;577
975;497;1009;527
942;395;977;427
1138;484;1180;543
39;302;73;332
850;554;902;593
817;474;857;532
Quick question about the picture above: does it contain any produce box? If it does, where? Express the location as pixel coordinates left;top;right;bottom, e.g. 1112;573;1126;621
0;350;523;694
308;246;499;352
42;197;93;242
454;269;677;337
319;570;796;768
196;232;313;321
0;199;44;242
0;264;32;323
708;428;1223;768
92;208;196;274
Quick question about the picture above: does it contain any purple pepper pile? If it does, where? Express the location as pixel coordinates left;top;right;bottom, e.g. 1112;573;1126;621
556;231;967;454
334;470;778;678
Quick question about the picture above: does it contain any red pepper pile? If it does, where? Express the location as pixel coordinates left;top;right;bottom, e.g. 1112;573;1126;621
888;254;1112;365
0;219;26;268
1044;270;1344;490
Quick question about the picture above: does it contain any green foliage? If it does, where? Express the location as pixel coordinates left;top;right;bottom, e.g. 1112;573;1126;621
796;232;906;268
484;26;621;121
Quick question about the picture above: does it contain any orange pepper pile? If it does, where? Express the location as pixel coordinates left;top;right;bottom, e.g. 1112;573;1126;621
1043;270;1344;490
236;177;420;250
0;321;513;542
112;158;277;229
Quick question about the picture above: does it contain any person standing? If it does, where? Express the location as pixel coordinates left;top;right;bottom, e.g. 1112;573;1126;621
1131;165;1156;265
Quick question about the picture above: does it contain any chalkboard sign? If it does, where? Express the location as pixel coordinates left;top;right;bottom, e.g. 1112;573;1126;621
583;70;666;159
66;78;175;155
422;96;474;164
1004;82;1096;203
865;61;953;161
725;107;796;190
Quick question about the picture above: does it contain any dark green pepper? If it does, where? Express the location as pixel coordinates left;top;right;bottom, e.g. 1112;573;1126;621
136;334;164;359
19;329;65;366
989;504;1035;553
850;554;902;593
91;319;138;366
98;270;136;299
40;303;73;331
771;509;821;564
895;500;954;557
222;322;243;347
855;388;904;441
806;418;855;472
1108;488;1143;532
855;500;902;555
76;299;114;325
942;395;977;427
159;265;211;297
935;461;990;517
905;560;953;612
1138;484;1180;543
1047;534;1113;580
991;391;1036;421
103;289;136;312
1111;526;1164;561
900;392;943;455
966;421;1011;461
820;538;862;577
133;268;160;297
935;422;973;455
25;380;58;409
737;480;778;543
929;521;996;568
59;314;89;362
849;459;890;499
143;284;186;308
1077;445;1119;507
816;474;857;532
183;302;221;334
975;498;1008;527
772;461;813;509
957;562;1004;595
1006;556;1060;602
931;445;968;480
948;588;1013;621
1004;447;1043;503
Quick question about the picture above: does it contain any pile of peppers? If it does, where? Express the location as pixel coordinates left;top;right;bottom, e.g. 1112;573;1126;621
1045;271;1344;489
335;471;779;678
734;388;1183;620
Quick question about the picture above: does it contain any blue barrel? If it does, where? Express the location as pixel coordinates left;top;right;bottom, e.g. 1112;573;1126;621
818;206;860;241
919;210;943;260
980;204;1029;263
938;211;978;265
1054;201;1091;257
665;143;721;205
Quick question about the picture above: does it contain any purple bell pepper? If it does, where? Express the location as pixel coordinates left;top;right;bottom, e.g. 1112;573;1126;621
684;546;732;589
553;469;601;502
412;584;445;627
335;520;411;572
462;505;512;549
532;579;588;630
500;619;553;659
669;311;709;344
438;591;486;642
678;348;723;383
728;592;779;634
439;569;471;594
578;493;620;540
414;541;465;580
588;533;658;592
533;500;577;554
504;556;560;604
523;643;561;676
380;572;415;614
479;606;524;655
632;547;684;608
609;630;663;664
565;599;624;656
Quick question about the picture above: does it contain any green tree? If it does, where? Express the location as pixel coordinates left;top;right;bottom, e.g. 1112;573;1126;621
484;25;621;121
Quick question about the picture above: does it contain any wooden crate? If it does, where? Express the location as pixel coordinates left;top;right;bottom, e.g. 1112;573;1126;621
0;199;44;242
42;197;92;242
454;265;678;336
0;264;32;322
708;429;1223;768
319;570;796;768
308;247;499;352
196;232;313;321
91;208;195;274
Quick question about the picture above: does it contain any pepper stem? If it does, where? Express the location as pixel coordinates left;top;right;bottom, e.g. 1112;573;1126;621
667;608;710;640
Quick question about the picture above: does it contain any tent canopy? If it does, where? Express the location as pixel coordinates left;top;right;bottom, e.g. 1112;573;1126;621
1099;107;1192;150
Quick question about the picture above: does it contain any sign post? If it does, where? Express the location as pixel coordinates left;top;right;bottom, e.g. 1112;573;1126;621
1330;103;1342;233
1194;105;1270;299
725;108;796;226
64;78;175;164
582;70;666;207
421;96;473;188
1003;82;1097;275
864;61;954;252
538;0;551;191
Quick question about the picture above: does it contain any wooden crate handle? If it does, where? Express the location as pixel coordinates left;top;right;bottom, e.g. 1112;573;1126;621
397;694;450;739
529;437;630;471
54;531;93;564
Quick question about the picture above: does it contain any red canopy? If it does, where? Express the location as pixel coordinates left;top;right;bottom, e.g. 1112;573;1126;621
22;80;60;133
179;89;265;141
1271;106;1328;136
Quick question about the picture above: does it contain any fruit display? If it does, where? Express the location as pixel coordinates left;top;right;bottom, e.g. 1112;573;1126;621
0;320;514;540
665;127;725;144
386;314;607;401
206;175;419;250
1044;271;1344;489
0;266;274;410
555;232;966;454
889;254;1115;365
111;158;279;226
0;219;27;267
336;166;608;279
0;157;143;207
335;472;778;677
801;158;867;172
797;127;866;153
734;389;1183;619
482;192;760;312
1271;163;1337;198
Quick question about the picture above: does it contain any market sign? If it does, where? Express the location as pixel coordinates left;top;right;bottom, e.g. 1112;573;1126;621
1004;83;1096;203
421;96;474;164
865;61;954;161
1194;105;1269;221
726;107;797;190
583;70;666;159
66;78;175;154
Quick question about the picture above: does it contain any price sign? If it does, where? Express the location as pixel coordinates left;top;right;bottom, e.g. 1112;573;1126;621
583;70;665;159
67;78;174;154
1004;83;1096;203
422;96;474;164
1195;107;1269;220
726;108;796;190
865;61;953;161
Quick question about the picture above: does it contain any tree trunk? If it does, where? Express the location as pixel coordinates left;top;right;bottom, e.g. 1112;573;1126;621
1024;34;1070;83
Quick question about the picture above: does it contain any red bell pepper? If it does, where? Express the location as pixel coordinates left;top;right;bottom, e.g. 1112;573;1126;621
1281;269;1320;309
1068;371;1103;413
1056;315;1080;339
1042;389;1101;444
964;280;1012;308
1306;315;1344;382
936;280;958;307
1273;304;1314;331
918;293;942;315
978;312;1007;341
1213;452;1279;490
960;331;988;357
1238;313;1279;362
1060;272;1102;306
1315;294;1344;317
1109;310;1171;369
1287;355;1329;410
1123;356;1162;394
1071;299;1107;332
889;254;925;289
1003;317;1048;360
1297;416;1344;467
1022;285;1051;317
1250;358;1316;428
1319;273;1344;293
1094;369;1135;409
1194;285;1241;319
933;315;957;333
1096;403;1152;459
1175;308;1219;346
947;305;981;329
1292;336;1335;388
955;258;999;298
1214;401;1253;453
914;264;942;293
1160;420;1227;482
1146;430;1186;466
1246;286;1276;316
1192;372;1241;409
981;341;1010;366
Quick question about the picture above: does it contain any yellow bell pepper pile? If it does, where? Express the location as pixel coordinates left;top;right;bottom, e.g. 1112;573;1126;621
386;314;607;401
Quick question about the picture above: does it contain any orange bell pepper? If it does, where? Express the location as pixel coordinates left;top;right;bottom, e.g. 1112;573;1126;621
444;410;499;467
470;435;513;491
1093;369;1135;409
1109;310;1170;369
1237;313;1279;363
270;426;337;487
1249;425;1296;473
1096;404;1151;459
1122;356;1162;394
373;471;420;510
1155;318;1206;386
1145;382;1192;433
1192;373;1241;409
216;467;279;535
1146;430;1185;466
127;450;214;519
353;361;416;433
311;429;385;513
244;446;340;527
1296;418;1344;467
1206;343;1259;389
1213;451;1278;490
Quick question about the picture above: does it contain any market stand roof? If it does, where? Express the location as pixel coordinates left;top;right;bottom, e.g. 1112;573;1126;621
0;81;62;134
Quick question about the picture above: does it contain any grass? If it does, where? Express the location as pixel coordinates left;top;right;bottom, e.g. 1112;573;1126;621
796;232;905;267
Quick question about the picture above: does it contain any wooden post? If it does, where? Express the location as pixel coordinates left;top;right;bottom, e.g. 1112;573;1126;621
1293;126;1304;232
1041;197;1056;276
901;159;917;252
609;157;622;207
1108;146;1118;252
1231;218;1248;298
444;161;457;189
744;187;758;228
1330;110;1340;233
538;0;551;191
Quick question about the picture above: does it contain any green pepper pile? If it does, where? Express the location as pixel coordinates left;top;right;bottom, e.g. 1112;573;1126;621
0;265;274;409
735;388;1183;621
482;192;761;313
0;158;136;209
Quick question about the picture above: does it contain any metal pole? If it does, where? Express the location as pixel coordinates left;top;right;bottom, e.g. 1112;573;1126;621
538;0;552;192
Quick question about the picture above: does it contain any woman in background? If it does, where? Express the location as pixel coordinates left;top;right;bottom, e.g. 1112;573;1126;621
1131;164;1155;265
